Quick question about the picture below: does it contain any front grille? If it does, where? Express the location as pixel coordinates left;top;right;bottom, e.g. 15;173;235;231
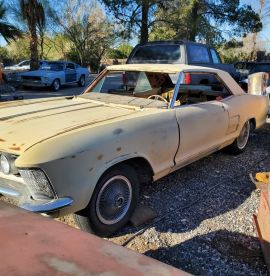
22;76;41;81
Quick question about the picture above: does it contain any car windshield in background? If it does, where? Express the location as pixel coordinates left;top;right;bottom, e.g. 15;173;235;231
90;70;178;100
41;62;64;71
130;45;181;63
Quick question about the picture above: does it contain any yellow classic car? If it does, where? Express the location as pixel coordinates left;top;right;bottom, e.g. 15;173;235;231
0;64;268;236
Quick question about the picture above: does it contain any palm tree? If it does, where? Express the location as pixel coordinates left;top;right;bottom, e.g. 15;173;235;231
0;1;22;43
20;0;45;70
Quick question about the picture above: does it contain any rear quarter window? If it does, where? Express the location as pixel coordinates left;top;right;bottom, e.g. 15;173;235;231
188;45;210;63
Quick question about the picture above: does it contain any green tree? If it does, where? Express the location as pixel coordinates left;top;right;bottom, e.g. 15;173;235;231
52;0;115;71
150;0;262;45
101;0;168;44
0;1;21;43
20;0;45;70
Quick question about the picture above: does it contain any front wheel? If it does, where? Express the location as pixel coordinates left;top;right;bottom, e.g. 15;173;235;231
78;75;85;87
51;79;60;91
74;164;139;237
226;121;250;154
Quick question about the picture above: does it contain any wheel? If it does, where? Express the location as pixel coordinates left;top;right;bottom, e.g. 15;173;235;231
78;75;85;87
51;79;60;91
226;121;250;154
74;164;139;237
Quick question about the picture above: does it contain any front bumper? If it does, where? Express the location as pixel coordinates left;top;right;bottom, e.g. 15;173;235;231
21;197;73;213
0;172;73;215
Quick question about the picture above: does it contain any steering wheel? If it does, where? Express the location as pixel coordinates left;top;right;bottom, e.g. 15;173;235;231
147;94;168;103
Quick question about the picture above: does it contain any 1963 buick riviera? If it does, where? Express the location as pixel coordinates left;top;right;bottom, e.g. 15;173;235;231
0;64;268;236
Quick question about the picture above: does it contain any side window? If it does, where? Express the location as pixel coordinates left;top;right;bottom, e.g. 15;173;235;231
175;72;231;106
188;45;210;63
210;49;221;64
66;63;75;70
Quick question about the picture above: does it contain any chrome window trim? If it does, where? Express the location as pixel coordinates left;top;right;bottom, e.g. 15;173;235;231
169;71;184;109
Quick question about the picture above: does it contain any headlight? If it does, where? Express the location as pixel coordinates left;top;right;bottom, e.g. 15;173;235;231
19;169;56;200
0;154;10;174
0;154;18;175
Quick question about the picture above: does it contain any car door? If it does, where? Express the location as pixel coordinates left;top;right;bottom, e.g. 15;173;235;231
65;63;77;83
173;72;230;167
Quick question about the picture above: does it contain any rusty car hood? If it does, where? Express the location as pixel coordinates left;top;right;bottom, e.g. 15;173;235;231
0;96;142;154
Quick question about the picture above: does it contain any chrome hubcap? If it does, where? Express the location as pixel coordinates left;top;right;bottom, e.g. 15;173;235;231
96;175;132;225
81;77;85;85
54;80;60;90
237;121;250;149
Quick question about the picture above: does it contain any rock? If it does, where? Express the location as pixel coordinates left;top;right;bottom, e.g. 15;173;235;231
130;205;157;227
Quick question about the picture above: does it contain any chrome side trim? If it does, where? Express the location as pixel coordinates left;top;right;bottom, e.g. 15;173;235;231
0;186;20;197
21;197;73;213
169;71;184;109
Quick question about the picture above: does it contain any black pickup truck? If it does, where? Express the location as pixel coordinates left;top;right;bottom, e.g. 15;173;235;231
127;41;239;81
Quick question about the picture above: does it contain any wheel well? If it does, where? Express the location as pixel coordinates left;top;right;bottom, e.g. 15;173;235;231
53;78;60;85
249;118;256;131
104;157;154;185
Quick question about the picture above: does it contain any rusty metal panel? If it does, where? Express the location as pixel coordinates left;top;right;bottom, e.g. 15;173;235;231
0;202;187;275
251;172;270;272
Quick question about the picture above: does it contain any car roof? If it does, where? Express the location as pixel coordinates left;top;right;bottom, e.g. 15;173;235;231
106;64;244;95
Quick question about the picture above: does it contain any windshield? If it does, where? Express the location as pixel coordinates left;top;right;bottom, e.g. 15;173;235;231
41;62;64;71
129;45;181;63
89;70;178;102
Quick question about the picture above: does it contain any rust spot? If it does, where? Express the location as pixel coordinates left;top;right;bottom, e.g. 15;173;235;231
113;128;123;135
9;146;20;151
12;143;16;146
0;138;5;142
97;155;103;160
117;147;122;152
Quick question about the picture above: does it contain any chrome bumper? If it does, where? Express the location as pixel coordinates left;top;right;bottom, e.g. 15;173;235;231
0;172;73;214
21;197;73;213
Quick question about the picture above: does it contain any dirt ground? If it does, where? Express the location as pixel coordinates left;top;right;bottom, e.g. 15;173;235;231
1;122;269;275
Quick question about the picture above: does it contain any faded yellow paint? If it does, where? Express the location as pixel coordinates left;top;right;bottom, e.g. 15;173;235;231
0;64;268;218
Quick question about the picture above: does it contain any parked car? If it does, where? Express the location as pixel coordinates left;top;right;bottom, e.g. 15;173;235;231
234;61;256;80
0;64;268;237
127;41;240;81
4;60;31;71
239;63;270;92
18;61;89;91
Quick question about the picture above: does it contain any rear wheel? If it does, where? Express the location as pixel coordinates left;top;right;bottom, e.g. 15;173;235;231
78;75;85;87
51;79;60;91
226;120;250;154
74;164;139;237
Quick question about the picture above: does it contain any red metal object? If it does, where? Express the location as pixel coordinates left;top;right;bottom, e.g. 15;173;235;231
254;188;270;273
0;202;187;275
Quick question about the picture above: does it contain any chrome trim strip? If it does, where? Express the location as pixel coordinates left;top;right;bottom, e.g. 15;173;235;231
21;197;73;213
0;186;20;197
169;71;184;109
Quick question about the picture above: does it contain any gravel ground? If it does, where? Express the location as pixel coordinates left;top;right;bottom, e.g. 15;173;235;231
107;122;270;275
1;122;269;275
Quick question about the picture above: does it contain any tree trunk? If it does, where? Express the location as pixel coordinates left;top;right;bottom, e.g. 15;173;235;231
140;1;149;44
29;24;39;70
189;1;199;41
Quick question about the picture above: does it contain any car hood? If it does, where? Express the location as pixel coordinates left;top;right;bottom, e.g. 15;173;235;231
0;96;141;155
19;70;57;77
